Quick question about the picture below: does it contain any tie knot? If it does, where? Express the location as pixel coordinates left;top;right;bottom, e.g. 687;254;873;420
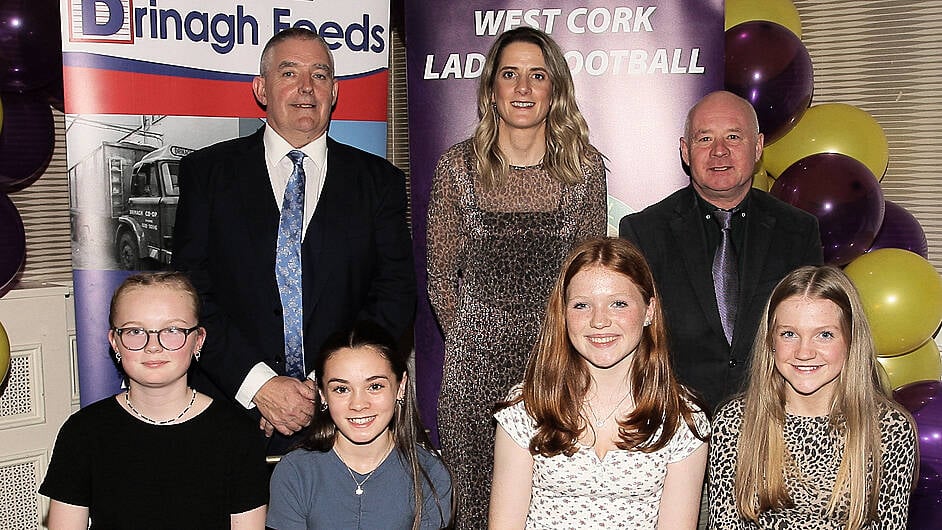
713;209;735;229
287;150;306;167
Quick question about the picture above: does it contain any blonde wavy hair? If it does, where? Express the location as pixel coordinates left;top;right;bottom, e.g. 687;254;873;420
472;27;599;190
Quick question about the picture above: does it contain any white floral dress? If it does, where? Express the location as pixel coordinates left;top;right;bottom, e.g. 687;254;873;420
495;398;709;529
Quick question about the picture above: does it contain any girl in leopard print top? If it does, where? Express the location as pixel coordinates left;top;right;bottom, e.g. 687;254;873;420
708;266;917;529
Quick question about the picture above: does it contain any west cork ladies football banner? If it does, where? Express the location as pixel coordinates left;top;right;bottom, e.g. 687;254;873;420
60;0;391;405
406;0;725;442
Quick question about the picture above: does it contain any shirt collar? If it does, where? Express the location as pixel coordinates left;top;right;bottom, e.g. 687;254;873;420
694;187;750;215
262;125;328;170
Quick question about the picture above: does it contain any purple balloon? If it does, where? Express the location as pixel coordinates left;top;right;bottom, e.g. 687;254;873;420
866;200;929;259
894;380;942;528
0;192;25;295
0;92;54;192
771;152;884;266
0;0;62;92
725;21;814;144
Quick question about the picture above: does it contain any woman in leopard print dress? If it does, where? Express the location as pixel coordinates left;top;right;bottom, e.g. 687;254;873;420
708;266;917;529
427;27;607;530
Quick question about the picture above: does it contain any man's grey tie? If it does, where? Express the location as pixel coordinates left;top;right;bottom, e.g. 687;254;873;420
712;209;739;346
276;150;306;378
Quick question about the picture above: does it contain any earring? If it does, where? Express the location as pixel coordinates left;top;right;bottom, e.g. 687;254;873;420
320;402;328;412
396;397;404;407
194;349;201;362
771;348;776;353
115;351;121;362
643;319;652;327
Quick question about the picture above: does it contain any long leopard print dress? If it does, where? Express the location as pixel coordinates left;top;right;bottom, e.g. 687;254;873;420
427;139;607;529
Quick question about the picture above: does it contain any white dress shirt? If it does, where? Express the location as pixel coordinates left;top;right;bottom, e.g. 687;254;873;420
235;127;328;408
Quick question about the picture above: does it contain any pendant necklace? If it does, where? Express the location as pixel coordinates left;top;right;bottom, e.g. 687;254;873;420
585;389;632;428
346;466;376;496
338;441;394;496
125;387;197;425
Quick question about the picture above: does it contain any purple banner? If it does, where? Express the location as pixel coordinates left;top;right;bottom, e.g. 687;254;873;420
406;1;725;442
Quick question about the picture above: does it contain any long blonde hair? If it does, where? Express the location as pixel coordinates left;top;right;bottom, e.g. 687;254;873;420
734;266;904;528
472;27;599;190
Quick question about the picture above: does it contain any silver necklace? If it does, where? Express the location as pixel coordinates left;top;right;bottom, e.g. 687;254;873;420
346;466;377;496
585;390;632;428
338;442;393;496
125;387;196;425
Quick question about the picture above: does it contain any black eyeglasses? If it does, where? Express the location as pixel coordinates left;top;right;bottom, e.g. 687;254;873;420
112;326;200;351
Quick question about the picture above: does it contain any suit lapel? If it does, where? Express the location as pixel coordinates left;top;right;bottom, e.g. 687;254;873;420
301;138;354;327
734;190;776;349
670;188;728;342
236;129;279;258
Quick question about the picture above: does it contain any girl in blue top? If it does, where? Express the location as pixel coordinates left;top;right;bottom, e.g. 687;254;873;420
267;322;453;530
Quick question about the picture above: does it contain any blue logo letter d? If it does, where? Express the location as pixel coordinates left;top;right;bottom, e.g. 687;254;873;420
82;0;125;36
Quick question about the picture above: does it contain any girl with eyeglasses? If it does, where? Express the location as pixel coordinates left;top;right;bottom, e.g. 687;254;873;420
40;272;269;529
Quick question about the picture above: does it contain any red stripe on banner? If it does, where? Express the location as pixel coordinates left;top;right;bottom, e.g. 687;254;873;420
63;67;388;121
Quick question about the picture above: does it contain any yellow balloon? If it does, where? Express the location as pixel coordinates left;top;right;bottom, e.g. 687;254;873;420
845;249;942;356
751;162;773;191
877;339;942;391
0;321;9;387
763;104;889;179
725;0;802;38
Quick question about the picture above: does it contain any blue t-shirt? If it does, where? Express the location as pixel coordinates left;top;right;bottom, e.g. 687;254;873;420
267;444;452;529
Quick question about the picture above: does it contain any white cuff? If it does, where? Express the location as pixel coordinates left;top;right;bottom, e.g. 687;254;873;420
235;363;278;408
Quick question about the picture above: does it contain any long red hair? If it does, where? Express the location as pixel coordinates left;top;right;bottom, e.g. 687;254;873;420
505;236;707;456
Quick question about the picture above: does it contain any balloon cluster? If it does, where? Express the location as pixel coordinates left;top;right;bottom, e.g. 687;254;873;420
0;1;61;295
725;0;928;266
725;3;940;526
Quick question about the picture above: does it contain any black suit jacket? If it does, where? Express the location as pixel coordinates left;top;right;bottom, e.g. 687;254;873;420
619;186;822;410
172;127;416;401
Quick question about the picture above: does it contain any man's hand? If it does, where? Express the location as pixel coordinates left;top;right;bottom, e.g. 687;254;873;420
252;376;316;436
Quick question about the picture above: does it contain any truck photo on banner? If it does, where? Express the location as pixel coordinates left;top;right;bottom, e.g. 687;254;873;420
60;0;391;405
406;0;725;442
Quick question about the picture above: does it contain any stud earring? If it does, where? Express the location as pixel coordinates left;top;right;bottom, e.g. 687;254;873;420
643;319;652;327
396;397;404;407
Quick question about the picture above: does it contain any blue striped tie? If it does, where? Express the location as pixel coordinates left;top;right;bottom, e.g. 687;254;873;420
276;150;306;378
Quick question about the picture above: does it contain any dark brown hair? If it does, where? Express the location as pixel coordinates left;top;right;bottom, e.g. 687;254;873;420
301;322;451;530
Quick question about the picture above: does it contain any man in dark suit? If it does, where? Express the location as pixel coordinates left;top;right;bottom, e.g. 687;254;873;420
172;28;415;451
620;91;822;412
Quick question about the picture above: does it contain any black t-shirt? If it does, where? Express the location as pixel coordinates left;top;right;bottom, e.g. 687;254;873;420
40;396;268;529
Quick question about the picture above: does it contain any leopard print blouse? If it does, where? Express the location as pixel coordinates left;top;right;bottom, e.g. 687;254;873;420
708;396;917;529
